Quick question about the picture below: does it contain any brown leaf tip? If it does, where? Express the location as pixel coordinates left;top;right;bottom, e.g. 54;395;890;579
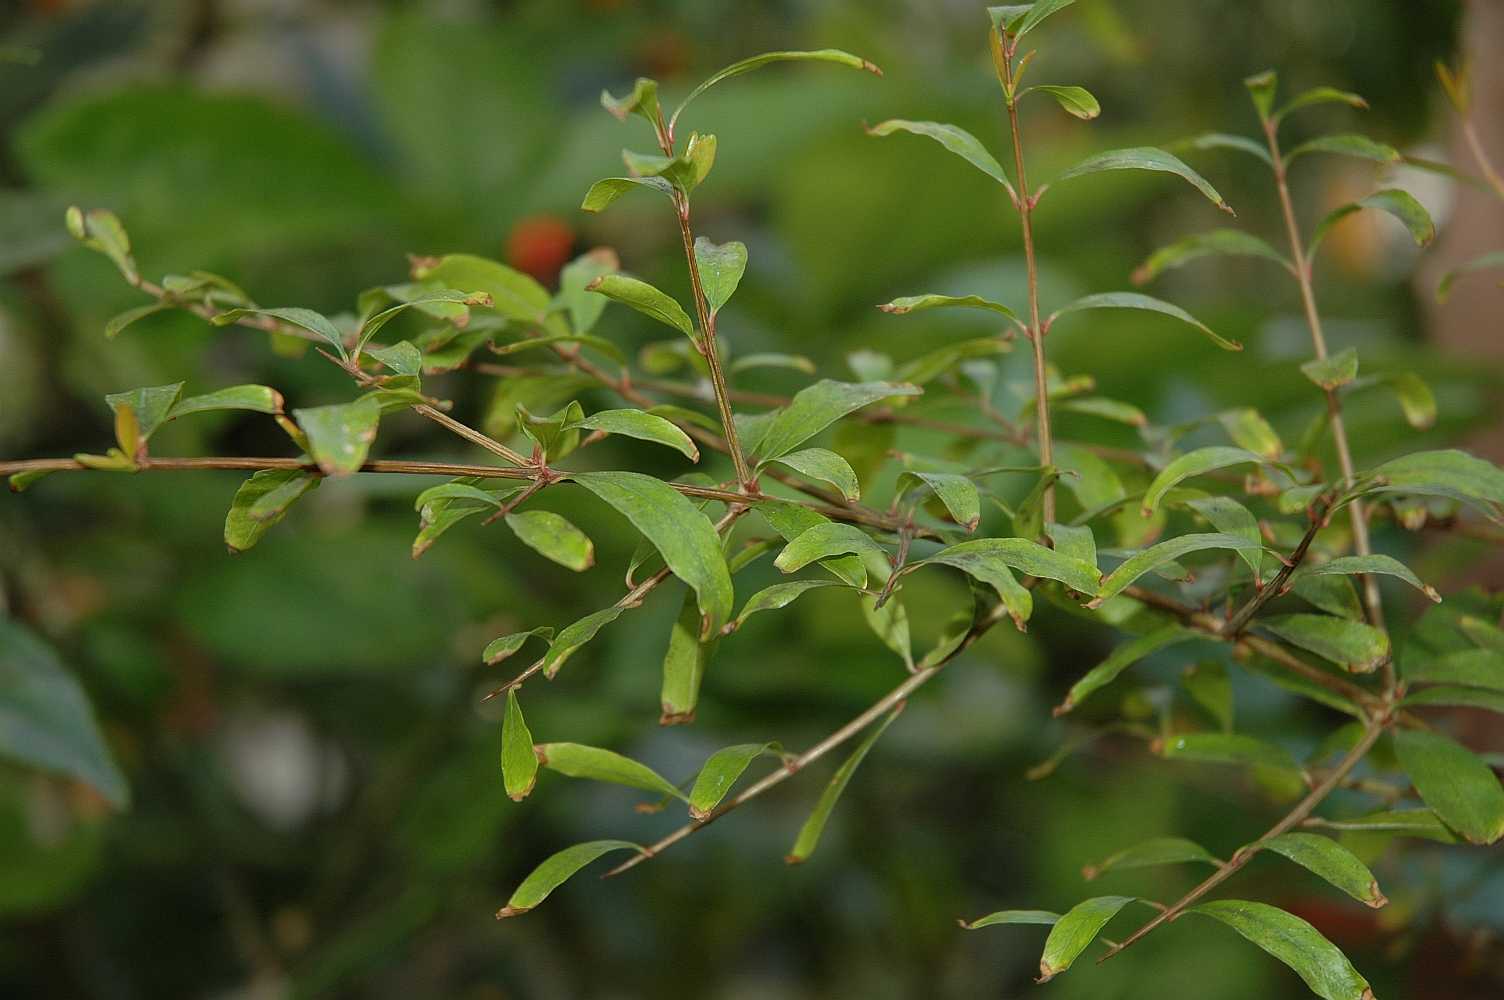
1036;962;1059;984
495;905;530;919
861;59;883;77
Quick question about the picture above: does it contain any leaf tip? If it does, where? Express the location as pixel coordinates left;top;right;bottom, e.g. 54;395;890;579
861;59;884;77
495;905;529;919
1036;962;1060;984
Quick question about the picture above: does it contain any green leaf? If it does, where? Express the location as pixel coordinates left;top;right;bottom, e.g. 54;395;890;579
411;254;555;328
995;0;1077;39
730;352;817;375
1261;833;1387;908
1189;900;1372;1000
355;288;491;356
1054;147;1234;215
543;607;626;678
587;273;696;340
864;120;1016;200
1401;648;1504;691
1182;495;1263;582
1244;70;1278;118
1093;533;1263;605
601;77;660;124
1177;132;1274;166
1183;661;1235;731
1260;615;1390;673
774;523;887;575
1301;348;1359;390
1037;896;1137;981
412;505;484;559
733;580;847;629
1359;449;1504;522
1081;836;1219;880
1048;292;1240;351
897;471;981;530
1392;728;1504;845
364;341;423;376
104;302;168;339
755;500;867;588
580;175;676;213
1161;733;1301;774
1143;447;1268;514
895;338;1012;385
1370;372;1437;430
689;743;777;819
213;306;347;359
960;909;1060;930
497;841;642;918
572;471;734;637
1437;249;1504;303
671;49;880;133
105;382;184;448
1400;685;1504;714
483;627;553;666
536;742;686;801
1219;409;1283;459
1056;626;1199;714
751;380;921;462
660;588;716;725
693;238;747;316
918;537;1102;596
293;398;381;477
64;205;137;284
0;619;129;808
1132;229;1290;284
767;449;861;502
168;385;284;421
1308;189;1435;258
1308;808;1456;843
877;293;1020;323
505;511;595;572
786;707;901;864
1294;555;1439;603
501;691;538;801
223;468;320;553
569;408;699;462
1045;522;1097;569
1284;133;1400;166
1273;87;1369;124
555;248;620;336
1055;443;1126;510
1021;84;1099;119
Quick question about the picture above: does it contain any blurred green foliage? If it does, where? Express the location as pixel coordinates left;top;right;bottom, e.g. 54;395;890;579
2;1;1501;998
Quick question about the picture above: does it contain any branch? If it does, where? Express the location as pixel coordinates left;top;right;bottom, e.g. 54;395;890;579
1220;493;1331;636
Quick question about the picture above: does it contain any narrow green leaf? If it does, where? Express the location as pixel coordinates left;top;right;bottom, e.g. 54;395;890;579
537;742;686;801
1092;533;1262;605
168;385;283;421
1057;397;1147;426
104;302;167;339
752;380;921;462
1182;495;1263;582
999;0;1077;39
878;293;1019;322
767;448;861;502
730;352;816;375
1056;626;1198;714
1285;133;1400;166
502;691;538;801
365;341;423;376
864;119;1016;200
660;588;715;725
600;77;659;123
224;469;320;553
1301;347;1359;390
1260;615;1390;673
105;382;184;445
1054;147;1234;214
0;619;130;808
544;607;626;678
1143;447;1268;515
569;408;699;462
693;238;747;316
1359;449;1504;522
1401;648;1504;691
1400;685;1504;714
556;248;620;335
293;398;381;477
734;580;846;628
412;254;555;328
65;205;137;284
1309;189;1435;258
572;471;734;637
1055;443;1126;511
1392;728;1504;845
1132;229;1290;284
896;338;1012;385
1081;836;1219;880
1261;833;1386;908
587;274;696;340
1371;372;1436;430
1049;292;1241;351
1308;808;1456;843
1046;522;1096;569
412;505;484;559
919;537;1101;596
1161;733;1301;774
1219;409;1283;460
898;471;981;530
1294;555;1439;603
1273;87;1369;124
1022;84;1100;119
689;743;777;819
755;500;867;588
672;49;880;132
213;306;347;358
786;707;901;863
1037;896;1137;981
505;511;595;572
1437;249;1504;303
8;470;54;493
483;627;554;666
497;841;642;917
580;175;676;213
1189;899;1373;1000
1177;132;1274;166
959;909;1059;930
774;523;887;575
355;288;492;356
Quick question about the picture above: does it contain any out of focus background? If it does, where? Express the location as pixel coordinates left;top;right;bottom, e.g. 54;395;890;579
2;1;1502;997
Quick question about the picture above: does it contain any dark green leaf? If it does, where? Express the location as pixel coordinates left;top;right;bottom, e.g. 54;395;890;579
733;580;847;629
1092;533;1262;605
996;0;1077;39
755;500;867;588
580;175;676;213
497;841;642;917
694;238;747;316
1273;87;1369;124
364;341;423;376
751;380;921;461
600;77;659;124
1293;555;1439;603
1022;84;1099;119
786;707;901;863
1054;147;1234;214
1189;899;1372;1000
1045;522;1097;569
1161;733;1301;774
104;302;168;339
168;385;284;421
1284;133;1400;166
960;909;1060;930
897;471;981;530
767;448;861;502
543;607;626;678
1177;132;1274;166
1392;728;1504;845
224;469;320;553
1260;615;1390;673
1261;833;1386;907
1183;661;1235;731
864;120;1016;200
213;306;347;358
1132;229;1289;284
1244;70;1278;119
1037;895;1137;981
505;511;595;572
587;274;696;340
1143;447;1267;514
1056;626;1198;714
659;589;715;725
293;398;381;477
536;742;686;801
918;537;1101;596
877;293;1020;323
1048;292;1240;351
672;49;880;132
483;627;554;666
1308;189;1435;258
1182;495;1263;582
1402;648;1504;690
1359;449;1504;522
1081;836;1219;880
105;382;184;450
501;691;537;801
688;743;777;819
569;408;699;462
411;254;555;328
774;523;887;575
1400;686;1504;714
1301;347;1359;390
